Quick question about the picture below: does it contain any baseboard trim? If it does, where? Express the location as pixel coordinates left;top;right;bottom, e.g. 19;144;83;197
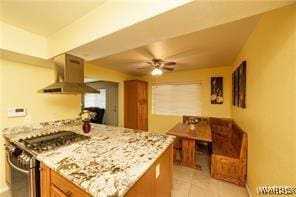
246;182;252;197
0;185;9;194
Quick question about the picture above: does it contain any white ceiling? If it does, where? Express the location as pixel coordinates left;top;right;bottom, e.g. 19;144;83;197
0;0;105;36
89;14;261;76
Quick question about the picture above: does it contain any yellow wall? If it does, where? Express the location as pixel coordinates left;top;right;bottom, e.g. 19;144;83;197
142;66;232;134
0;58;81;190
84;63;135;127
0;59;135;191
231;5;296;196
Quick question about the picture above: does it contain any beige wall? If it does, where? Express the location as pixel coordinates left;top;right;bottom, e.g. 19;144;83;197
231;5;296;196
142;66;232;134
0;58;81;190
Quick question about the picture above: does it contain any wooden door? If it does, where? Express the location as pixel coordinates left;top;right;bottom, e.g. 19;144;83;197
105;85;119;126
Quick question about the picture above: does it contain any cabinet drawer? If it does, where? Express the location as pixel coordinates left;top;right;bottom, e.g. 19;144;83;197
50;184;68;197
51;170;90;197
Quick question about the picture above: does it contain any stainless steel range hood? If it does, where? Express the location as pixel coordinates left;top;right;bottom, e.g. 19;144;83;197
38;54;99;94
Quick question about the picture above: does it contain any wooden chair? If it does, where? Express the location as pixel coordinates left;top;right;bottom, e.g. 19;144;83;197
210;118;247;186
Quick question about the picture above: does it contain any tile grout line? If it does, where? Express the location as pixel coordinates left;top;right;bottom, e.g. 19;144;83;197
173;158;248;197
188;172;193;197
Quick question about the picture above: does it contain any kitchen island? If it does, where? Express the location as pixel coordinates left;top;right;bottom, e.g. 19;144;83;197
3;120;175;197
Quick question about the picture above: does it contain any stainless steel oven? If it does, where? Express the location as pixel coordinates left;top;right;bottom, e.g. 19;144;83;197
5;143;40;197
4;130;87;197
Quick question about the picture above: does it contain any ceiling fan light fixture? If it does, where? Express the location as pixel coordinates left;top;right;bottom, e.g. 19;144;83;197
151;67;163;76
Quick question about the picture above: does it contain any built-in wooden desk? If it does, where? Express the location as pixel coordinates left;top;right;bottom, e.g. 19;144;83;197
167;122;212;170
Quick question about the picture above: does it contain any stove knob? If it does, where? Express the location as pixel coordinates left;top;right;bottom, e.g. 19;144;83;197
18;154;24;164
22;154;27;160
22;154;30;165
26;156;31;163
6;145;16;153
11;146;16;153
19;156;24;165
23;155;30;165
42;146;48;151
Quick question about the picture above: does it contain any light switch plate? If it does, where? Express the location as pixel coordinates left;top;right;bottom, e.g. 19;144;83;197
7;107;26;117
156;163;160;179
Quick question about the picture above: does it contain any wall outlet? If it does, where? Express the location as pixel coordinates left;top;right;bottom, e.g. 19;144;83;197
24;115;32;123
156;163;160;179
52;112;58;120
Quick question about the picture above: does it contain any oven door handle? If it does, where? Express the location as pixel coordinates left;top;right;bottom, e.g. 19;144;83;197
7;155;29;174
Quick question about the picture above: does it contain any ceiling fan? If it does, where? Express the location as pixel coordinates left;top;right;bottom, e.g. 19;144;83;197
138;58;176;76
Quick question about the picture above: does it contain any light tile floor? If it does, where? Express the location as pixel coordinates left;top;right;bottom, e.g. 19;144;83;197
172;154;249;197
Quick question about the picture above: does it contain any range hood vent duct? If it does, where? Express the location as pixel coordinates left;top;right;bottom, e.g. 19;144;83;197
38;54;99;94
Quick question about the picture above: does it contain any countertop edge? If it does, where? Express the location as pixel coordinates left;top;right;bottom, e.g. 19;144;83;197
39;140;174;197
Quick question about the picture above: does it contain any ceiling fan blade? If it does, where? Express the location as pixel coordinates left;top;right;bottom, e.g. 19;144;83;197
164;62;176;66
146;61;153;65
163;67;174;71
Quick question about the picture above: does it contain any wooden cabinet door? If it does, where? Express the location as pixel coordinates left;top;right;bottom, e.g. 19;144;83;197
124;80;148;131
50;185;67;197
138;102;148;131
215;157;239;183
125;145;173;197
40;163;51;197
124;81;139;130
155;145;172;197
137;81;148;131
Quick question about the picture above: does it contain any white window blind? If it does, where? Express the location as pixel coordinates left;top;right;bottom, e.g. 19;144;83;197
152;83;202;116
84;89;106;109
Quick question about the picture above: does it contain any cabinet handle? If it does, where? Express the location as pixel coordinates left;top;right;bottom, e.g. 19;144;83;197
66;191;72;196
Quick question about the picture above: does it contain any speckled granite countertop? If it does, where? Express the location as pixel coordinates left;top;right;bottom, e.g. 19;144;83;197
3;120;175;197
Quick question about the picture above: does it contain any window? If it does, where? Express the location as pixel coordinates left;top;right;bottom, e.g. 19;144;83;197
152;83;202;116
84;89;106;109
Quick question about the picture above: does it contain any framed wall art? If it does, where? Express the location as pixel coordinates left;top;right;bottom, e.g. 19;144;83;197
232;61;247;108
211;77;223;104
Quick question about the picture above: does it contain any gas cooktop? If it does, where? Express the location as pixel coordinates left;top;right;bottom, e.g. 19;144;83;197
18;130;89;153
